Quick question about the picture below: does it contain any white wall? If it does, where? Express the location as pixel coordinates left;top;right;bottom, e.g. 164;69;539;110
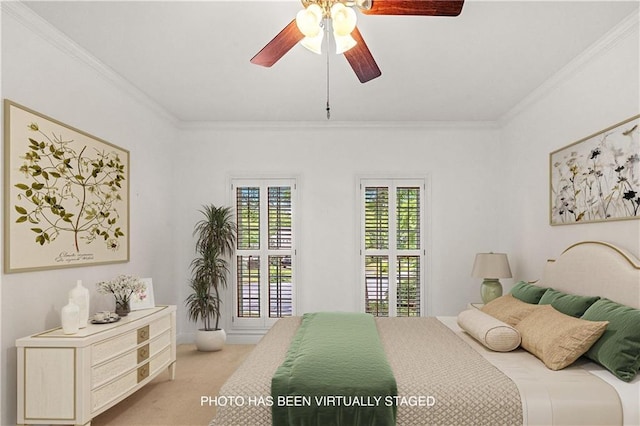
174;124;504;340
1;6;178;425
500;15;640;282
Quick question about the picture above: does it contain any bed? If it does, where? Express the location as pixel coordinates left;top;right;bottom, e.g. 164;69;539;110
210;241;640;425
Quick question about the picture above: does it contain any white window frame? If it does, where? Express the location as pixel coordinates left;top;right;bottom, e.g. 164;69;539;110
359;177;428;317
230;177;297;330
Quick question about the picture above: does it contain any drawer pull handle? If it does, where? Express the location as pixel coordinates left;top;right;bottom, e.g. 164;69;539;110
137;325;150;343
138;364;149;383
138;344;150;363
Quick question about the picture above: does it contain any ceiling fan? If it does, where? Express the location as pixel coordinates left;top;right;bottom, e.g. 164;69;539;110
250;0;465;83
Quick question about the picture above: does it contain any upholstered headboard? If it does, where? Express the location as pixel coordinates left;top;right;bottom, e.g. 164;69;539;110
539;241;640;309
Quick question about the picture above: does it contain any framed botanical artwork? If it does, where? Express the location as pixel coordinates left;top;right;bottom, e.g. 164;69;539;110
3;100;130;272
550;114;639;225
131;278;155;311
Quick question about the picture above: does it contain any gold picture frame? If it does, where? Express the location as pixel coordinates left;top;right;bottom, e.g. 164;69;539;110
3;100;130;272
550;114;640;225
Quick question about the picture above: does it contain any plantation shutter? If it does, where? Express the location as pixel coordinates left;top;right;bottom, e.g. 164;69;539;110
236;187;260;250
233;179;296;329
361;179;425;317
268;186;293;317
236;187;260;318
396;187;421;316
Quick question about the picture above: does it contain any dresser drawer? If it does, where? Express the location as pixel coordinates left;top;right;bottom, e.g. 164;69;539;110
92;330;137;365
91;349;138;389
91;369;138;412
149;315;171;338
149;346;172;376
150;330;171;354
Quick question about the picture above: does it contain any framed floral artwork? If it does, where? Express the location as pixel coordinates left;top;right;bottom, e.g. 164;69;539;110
550;114;639;225
3;100;130;272
130;278;155;311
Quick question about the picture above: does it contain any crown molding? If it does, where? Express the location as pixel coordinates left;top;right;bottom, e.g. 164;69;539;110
499;9;640;125
177;120;500;131
2;1;180;127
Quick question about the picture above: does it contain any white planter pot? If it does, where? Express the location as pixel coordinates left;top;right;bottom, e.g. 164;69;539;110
195;328;226;352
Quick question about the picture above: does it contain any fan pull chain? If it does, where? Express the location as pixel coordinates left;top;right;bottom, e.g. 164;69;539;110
325;18;331;120
326;54;330;120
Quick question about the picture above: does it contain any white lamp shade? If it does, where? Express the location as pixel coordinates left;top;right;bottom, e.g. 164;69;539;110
300;31;324;55
471;253;512;279
334;33;357;54
331;3;357;36
296;4;323;37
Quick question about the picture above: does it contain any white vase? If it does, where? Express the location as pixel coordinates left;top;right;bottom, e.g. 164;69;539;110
195;329;226;352
69;280;90;328
61;298;80;334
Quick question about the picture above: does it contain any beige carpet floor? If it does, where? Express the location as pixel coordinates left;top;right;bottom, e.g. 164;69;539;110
92;344;255;426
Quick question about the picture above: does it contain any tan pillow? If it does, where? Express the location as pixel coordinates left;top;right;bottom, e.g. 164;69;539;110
481;294;542;326
515;304;609;370
457;309;521;352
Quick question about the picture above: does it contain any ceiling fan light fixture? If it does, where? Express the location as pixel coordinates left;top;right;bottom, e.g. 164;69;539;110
331;3;357;36
300;31;324;54
251;0;466;88
296;4;323;37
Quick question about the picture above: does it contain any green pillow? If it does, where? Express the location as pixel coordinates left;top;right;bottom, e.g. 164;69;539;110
510;281;549;304
538;289;600;317
581;298;640;382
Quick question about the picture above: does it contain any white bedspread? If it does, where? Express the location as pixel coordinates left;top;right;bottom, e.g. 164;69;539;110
438;316;628;426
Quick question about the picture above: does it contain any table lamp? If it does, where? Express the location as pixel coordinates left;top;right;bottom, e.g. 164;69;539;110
472;252;512;303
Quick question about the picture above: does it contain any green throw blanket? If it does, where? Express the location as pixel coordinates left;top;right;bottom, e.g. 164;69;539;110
271;312;397;426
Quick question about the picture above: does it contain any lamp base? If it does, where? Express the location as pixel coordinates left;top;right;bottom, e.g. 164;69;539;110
481;279;503;304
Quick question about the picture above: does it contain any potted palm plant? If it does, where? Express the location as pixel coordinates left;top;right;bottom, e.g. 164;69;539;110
186;204;236;351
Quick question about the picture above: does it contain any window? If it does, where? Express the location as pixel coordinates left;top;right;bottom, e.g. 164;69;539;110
361;179;425;317
232;179;296;328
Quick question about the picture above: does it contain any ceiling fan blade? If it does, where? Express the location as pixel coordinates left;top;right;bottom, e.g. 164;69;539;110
250;19;304;67
362;0;464;16
344;27;382;83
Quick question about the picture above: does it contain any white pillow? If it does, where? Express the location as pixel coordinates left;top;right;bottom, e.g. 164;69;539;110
457;308;521;352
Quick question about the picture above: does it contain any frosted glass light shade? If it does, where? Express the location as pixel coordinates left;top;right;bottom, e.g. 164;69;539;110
300;31;324;55
296;4;323;37
334;33;357;54
331;3;357;36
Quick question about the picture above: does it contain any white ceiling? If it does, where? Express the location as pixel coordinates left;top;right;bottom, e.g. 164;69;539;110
23;1;639;123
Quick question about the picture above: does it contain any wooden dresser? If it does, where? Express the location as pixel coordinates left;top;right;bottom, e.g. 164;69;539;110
16;305;176;426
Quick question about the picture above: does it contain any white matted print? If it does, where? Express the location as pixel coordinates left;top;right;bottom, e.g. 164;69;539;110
550;114;640;225
4;100;129;272
131;278;155;310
